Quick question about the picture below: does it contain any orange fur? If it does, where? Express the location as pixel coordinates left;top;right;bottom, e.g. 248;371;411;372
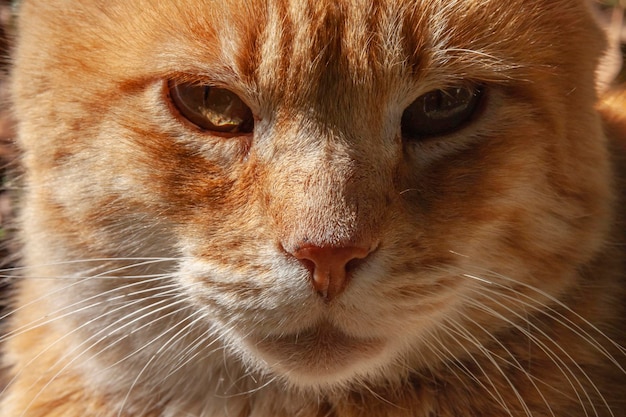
1;0;625;416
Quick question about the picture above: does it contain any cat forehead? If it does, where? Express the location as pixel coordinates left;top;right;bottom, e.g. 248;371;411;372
25;0;601;104
121;0;575;86
154;1;592;72
160;0;518;70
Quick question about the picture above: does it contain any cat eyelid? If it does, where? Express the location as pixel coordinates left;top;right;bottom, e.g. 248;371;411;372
167;73;259;111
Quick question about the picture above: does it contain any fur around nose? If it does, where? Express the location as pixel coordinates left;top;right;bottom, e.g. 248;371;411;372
292;245;372;301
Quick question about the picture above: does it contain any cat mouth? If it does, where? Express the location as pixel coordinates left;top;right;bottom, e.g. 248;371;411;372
244;323;386;385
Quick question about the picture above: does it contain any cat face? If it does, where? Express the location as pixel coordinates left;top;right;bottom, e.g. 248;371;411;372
13;0;613;391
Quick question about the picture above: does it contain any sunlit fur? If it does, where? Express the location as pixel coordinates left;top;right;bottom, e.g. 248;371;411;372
1;0;625;416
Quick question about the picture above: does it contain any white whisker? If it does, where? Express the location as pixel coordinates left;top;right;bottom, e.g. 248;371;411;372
458;266;626;371
0;275;179;344
16;294;191;416
428;321;518;416
461;287;610;417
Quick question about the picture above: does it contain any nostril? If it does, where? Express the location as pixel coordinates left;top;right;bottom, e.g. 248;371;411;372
290;244;373;301
297;257;316;275
345;256;366;275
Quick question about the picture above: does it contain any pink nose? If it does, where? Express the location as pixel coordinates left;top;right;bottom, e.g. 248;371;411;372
292;245;372;301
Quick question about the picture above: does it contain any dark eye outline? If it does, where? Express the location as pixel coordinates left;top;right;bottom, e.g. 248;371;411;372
401;85;485;140
165;80;254;136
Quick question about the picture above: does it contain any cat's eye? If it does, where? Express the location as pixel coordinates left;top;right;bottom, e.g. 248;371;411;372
401;86;483;140
168;82;254;134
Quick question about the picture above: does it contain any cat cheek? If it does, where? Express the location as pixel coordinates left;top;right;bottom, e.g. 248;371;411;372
175;255;318;325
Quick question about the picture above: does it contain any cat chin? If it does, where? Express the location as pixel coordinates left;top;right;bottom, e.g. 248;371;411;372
238;322;395;389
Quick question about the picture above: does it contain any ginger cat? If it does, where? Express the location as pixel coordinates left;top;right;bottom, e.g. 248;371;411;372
1;0;625;416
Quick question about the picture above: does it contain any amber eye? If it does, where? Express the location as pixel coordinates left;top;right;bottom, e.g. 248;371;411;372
168;82;254;134
401;86;483;140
